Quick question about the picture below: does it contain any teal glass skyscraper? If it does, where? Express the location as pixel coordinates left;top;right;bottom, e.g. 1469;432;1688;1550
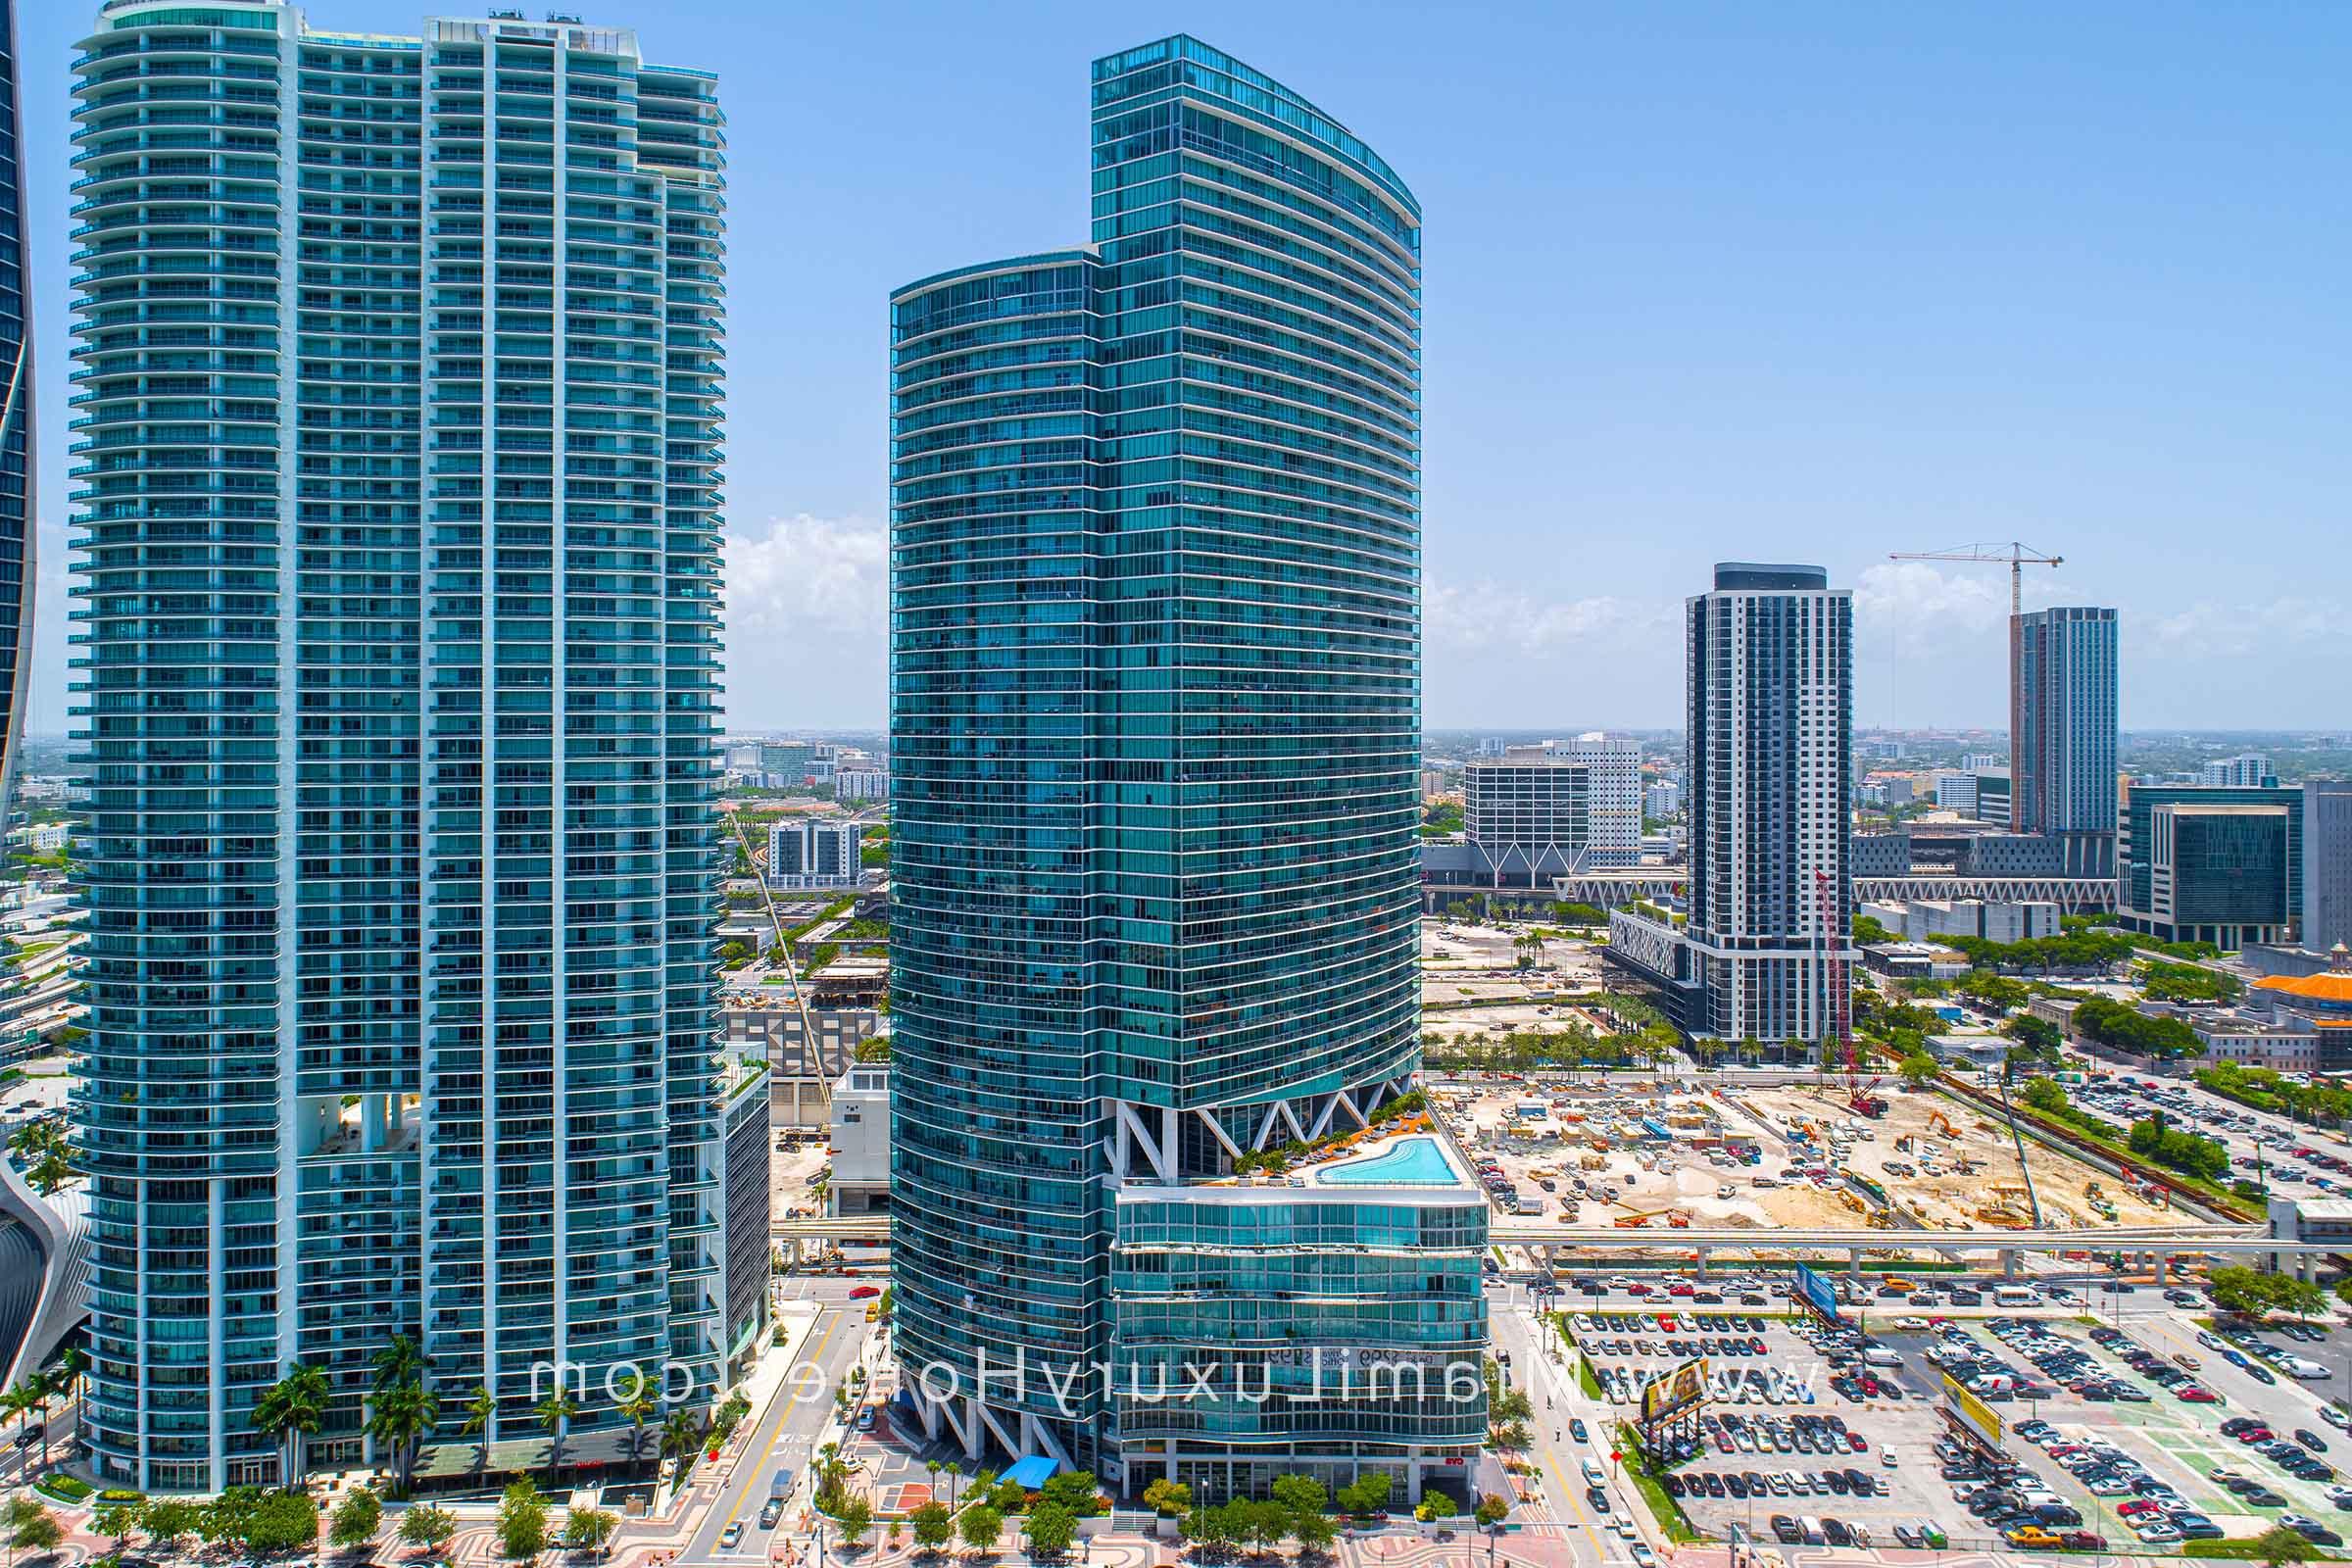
0;0;32;810
70;1;727;1492
893;37;1480;1498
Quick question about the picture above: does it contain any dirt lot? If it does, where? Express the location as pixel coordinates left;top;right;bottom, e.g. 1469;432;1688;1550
1437;1074;2173;1239
1737;1085;2176;1231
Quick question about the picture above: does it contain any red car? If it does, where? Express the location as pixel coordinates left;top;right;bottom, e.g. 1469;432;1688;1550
2178;1387;2219;1403
848;1285;881;1299
1656;1313;1678;1331
2234;1426;2274;1444
2061;1534;2106;1551
1668;1283;1696;1298
1626;1282;1653;1296
2118;1502;2161;1519
1846;1432;1868;1452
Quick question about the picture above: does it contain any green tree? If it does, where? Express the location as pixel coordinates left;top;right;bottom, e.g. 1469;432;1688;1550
1474;1494;1511;1529
1420;1492;1461;1524
399;1504;459;1555
1234;1500;1288;1553
91;1503;139;1555
2251;1525;2322;1568
909;1501;956;1555
1181;1503;1236;1558
1269;1473;1327;1533
988;1479;1026;1515
959;1504;1004;1556
140;1499;199;1555
1896;1053;1939;1089
4;1499;60;1566
496;1480;549;1560
834;1494;874;1547
563;1508;618;1555
534;1390;581;1472
661;1407;705;1470
614;1382;658;1461
1038;1472;1103;1517
1337;1473;1394;1517
460;1384;499;1481
251;1361;330;1488
1023;1502;1077;1559
330;1488;383;1550
248;1492;321;1555
1143;1478;1192;1517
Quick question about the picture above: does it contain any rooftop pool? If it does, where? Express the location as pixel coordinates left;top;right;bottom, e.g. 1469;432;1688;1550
1317;1136;1457;1186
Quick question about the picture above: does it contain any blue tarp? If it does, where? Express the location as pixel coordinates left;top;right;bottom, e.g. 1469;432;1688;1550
1641;1116;1671;1140
1004;1454;1061;1489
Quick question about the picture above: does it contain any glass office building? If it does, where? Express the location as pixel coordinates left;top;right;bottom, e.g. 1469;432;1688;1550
70;1;725;1491
890;37;1467;1496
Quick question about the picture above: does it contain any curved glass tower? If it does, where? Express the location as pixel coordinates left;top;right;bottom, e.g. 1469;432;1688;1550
893;37;1478;1499
0;0;32;808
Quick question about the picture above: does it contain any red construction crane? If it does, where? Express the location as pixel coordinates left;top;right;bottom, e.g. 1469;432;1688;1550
1812;868;1867;1107
1886;541;2063;617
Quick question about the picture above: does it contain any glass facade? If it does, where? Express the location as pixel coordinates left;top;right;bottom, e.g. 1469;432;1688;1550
69;0;724;1492
890;35;1444;1494
2010;607;2118;880
0;0;29;809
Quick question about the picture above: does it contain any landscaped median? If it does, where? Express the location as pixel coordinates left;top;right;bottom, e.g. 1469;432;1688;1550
1613;1423;1698;1544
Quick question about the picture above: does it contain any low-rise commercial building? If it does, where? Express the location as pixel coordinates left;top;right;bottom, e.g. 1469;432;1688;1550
723;1000;882;1128
1859;942;1969;982
827;1060;890;1216
1859;898;2059;945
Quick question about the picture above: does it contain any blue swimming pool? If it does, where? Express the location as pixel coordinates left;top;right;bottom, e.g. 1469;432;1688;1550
1320;1137;1455;1186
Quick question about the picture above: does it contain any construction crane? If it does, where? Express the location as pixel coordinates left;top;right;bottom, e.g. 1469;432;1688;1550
1886;541;2063;616
1811;868;1854;1096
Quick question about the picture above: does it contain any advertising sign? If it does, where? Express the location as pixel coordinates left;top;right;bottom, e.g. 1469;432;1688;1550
1640;1357;1710;1427
1791;1263;1841;1323
1941;1372;2004;1450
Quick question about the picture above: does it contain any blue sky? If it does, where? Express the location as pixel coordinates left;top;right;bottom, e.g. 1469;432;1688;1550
24;1;2352;732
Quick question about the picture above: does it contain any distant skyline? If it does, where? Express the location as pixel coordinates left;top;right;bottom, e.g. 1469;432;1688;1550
24;1;2352;732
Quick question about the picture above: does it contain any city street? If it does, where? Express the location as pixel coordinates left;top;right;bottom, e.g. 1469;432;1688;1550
685;1280;874;1564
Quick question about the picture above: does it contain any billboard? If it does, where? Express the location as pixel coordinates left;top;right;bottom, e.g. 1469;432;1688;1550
1941;1372;2004;1449
1791;1263;1841;1322
1640;1358;1710;1427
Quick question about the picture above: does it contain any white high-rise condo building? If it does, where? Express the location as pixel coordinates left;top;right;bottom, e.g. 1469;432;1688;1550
2203;755;2275;789
70;0;734;1492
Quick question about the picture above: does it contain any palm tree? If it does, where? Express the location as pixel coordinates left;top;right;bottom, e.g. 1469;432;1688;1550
660;1408;703;1472
370;1332;425;1393
52;1349;88;1439
535;1390;580;1474
459;1384;498;1482
252;1362;329;1488
0;1385;36;1463
615;1386;658;1465
368;1379;439;1498
368;1333;432;1494
939;1460;961;1510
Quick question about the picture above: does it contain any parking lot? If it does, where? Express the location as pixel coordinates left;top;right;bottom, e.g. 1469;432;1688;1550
2071;1068;2352;1203
1543;1259;2352;1555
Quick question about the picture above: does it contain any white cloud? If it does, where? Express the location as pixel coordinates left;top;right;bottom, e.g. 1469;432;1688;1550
2143;596;2352;660
723;514;888;725
1426;578;1675;654
1851;560;2078;658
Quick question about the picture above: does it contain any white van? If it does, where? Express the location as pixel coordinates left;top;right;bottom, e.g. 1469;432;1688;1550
1796;1517;1827;1546
1993;1286;2037;1307
1863;1348;1904;1368
1583;1458;1608;1488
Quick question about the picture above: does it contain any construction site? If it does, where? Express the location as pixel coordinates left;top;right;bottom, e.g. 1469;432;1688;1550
1437;1075;2177;1239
